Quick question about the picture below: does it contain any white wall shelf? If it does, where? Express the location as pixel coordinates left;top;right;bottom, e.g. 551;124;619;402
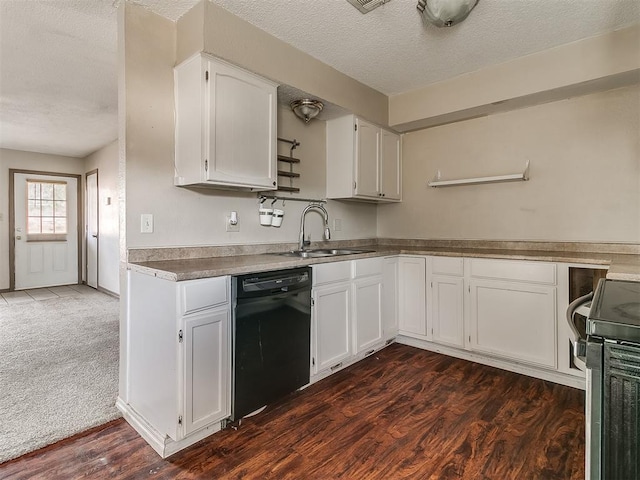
428;160;530;188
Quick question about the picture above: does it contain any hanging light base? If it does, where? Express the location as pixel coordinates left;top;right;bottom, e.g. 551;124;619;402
417;0;479;27
291;99;324;123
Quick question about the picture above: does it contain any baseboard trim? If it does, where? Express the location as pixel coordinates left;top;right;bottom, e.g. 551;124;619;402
396;335;586;391
310;337;395;385
116;397;223;458
97;286;119;298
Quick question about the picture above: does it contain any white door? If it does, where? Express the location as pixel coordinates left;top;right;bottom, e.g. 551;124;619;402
382;257;399;339
207;58;277;189
313;282;351;374
469;279;557;368
398;256;427;337
352;276;384;354
354;119;380;198
431;276;465;348
380;129;401;200
13;172;79;290
86;171;98;289
183;307;230;436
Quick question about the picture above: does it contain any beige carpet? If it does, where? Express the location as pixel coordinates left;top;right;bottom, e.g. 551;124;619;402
0;290;120;463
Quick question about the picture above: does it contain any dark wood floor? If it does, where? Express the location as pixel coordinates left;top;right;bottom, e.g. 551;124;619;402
0;344;585;479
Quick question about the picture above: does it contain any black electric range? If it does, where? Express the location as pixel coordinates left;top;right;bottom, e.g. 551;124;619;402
588;279;640;344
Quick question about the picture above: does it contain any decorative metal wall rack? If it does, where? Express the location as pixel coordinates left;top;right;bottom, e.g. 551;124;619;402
258;194;326;206
276;137;301;193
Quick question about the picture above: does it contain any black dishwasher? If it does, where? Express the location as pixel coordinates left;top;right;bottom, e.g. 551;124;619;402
232;267;311;421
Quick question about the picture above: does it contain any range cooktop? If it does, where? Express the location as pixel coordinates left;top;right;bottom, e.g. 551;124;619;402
588;279;640;344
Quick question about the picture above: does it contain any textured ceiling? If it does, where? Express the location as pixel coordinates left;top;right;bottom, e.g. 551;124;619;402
210;0;639;96
0;0;119;158
0;0;638;158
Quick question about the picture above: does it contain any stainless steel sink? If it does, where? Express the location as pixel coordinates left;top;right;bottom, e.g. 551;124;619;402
275;248;375;258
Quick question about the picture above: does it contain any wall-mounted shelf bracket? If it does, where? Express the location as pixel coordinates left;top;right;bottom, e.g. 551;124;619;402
428;160;530;188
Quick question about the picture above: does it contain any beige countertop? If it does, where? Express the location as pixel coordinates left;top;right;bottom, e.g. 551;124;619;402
128;245;640;282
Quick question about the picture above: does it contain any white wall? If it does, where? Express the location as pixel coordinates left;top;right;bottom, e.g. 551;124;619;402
122;4;377;252
126;104;377;249
389;25;640;131
84;141;120;295
378;85;640;243
0;148;86;290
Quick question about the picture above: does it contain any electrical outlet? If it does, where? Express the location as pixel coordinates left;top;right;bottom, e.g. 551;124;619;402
226;212;240;232
334;218;342;232
140;214;153;233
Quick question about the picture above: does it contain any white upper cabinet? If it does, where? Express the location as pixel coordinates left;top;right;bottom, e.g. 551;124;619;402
326;115;401;202
380;129;401;200
174;53;278;190
354;119;380;198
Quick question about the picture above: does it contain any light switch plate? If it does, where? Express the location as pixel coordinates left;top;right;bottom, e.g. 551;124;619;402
141;214;153;233
334;218;342;232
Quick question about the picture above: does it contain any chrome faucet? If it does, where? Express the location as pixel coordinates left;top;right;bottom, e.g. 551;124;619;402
299;203;331;251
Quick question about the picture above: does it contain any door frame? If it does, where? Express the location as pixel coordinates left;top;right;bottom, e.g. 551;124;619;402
8;169;83;291
85;169;99;289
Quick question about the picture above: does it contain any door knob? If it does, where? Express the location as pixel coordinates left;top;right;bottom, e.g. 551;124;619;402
15;235;21;240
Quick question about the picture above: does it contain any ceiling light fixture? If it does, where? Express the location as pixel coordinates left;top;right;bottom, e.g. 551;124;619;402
290;99;324;123
417;0;479;27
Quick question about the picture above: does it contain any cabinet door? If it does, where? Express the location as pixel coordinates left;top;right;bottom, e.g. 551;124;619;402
354;118;380;198
183;307;230;436
398;257;427;337
380;129;401;201
431;275;465;348
313;283;351;373
206;59;277;189
353;276;384;354
469;279;557;368
382;257;399;339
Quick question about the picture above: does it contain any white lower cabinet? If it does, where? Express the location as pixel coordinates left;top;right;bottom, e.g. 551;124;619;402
382;257;399;340
398;256;427;337
352;257;385;354
431;275;465;348
469;279;557;368
429;256;465;348
182;307;229;436
312;282;352;373
468;258;558;369
395;256;572;385
312;257;387;378
123;272;231;458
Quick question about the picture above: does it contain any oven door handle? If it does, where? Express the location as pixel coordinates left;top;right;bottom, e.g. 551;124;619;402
566;291;593;362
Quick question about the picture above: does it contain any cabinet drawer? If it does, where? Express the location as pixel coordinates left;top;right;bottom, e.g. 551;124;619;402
432;256;464;276
180;276;229;315
313;261;352;286
470;258;556;285
352;257;383;279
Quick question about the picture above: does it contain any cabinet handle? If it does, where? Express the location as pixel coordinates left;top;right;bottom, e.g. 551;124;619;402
330;362;343;371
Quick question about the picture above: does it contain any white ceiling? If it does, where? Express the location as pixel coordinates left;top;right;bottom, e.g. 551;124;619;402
0;0;638;158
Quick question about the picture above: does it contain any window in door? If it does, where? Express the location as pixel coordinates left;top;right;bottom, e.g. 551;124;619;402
26;180;68;241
